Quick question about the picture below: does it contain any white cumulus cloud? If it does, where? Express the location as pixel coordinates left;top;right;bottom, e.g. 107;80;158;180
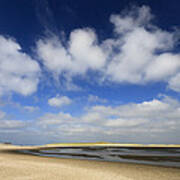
168;73;180;92
1;95;180;143
106;6;179;84
0;36;41;96
36;28;106;78
35;95;180;143
36;5;180;92
48;95;72;107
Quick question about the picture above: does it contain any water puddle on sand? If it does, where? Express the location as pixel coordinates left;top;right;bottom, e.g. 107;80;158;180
20;147;180;168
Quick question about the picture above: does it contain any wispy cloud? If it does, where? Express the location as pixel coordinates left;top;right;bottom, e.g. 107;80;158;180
88;95;107;103
24;106;39;113
0;110;26;129
35;0;57;34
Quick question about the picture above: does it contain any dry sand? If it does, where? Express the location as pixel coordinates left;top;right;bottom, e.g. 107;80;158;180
0;144;180;180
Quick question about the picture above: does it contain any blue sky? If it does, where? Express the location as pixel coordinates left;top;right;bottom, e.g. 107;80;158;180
0;0;180;145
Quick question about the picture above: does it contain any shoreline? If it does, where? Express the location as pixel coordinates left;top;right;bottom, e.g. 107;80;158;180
18;149;180;169
1;144;180;180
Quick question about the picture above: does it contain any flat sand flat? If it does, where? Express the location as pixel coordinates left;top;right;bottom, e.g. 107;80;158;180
0;144;180;180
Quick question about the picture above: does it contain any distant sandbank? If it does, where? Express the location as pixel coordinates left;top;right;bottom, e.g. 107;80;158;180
0;144;180;180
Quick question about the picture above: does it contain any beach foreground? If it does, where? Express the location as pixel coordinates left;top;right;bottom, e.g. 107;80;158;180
0;144;180;180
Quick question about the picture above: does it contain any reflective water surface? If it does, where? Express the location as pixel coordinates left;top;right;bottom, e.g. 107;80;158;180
22;147;180;168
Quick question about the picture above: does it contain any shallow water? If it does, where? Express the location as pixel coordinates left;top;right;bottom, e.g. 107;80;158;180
21;147;180;168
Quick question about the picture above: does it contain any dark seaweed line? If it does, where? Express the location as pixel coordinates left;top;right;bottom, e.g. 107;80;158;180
25;149;103;159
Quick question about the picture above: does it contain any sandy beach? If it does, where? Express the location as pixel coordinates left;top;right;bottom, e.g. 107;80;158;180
0;144;180;180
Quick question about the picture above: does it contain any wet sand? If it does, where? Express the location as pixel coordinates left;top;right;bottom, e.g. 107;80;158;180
0;144;180;180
